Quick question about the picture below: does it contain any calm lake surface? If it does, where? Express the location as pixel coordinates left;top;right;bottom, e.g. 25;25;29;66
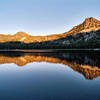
0;50;100;100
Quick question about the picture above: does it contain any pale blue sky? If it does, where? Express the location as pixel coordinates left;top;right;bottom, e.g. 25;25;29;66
0;0;100;35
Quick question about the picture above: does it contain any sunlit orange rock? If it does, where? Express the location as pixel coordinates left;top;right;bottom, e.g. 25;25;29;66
0;17;100;43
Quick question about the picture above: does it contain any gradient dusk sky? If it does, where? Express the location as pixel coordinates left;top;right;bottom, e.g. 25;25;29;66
0;0;100;35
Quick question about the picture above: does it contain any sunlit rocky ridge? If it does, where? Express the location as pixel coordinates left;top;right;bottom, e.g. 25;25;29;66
0;17;100;43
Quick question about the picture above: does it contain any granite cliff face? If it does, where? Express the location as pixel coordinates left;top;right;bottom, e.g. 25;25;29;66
0;17;100;44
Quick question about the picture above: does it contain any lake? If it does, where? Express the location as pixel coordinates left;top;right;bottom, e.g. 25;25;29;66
0;50;100;100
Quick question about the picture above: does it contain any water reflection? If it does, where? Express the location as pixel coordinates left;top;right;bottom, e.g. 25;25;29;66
0;50;100;80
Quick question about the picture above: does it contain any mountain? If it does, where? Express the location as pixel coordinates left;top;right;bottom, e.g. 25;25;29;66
0;17;100;43
0;17;100;49
65;17;100;35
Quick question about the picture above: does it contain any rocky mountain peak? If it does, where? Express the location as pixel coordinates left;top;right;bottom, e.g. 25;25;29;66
67;17;100;34
83;17;100;28
0;17;100;43
84;17;97;22
15;32;29;37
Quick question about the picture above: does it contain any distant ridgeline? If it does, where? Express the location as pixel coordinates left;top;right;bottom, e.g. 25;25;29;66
0;17;100;49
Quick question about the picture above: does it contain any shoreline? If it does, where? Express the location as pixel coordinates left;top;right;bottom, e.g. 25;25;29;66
0;49;99;53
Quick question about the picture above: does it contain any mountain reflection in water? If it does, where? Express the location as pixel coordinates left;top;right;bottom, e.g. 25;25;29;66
0;50;100;80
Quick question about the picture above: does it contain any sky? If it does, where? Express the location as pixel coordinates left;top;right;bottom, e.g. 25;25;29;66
0;0;100;36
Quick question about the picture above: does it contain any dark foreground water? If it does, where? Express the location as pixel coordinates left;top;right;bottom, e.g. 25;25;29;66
0;50;100;100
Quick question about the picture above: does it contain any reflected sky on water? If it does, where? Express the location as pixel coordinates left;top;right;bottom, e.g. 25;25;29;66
0;51;100;100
